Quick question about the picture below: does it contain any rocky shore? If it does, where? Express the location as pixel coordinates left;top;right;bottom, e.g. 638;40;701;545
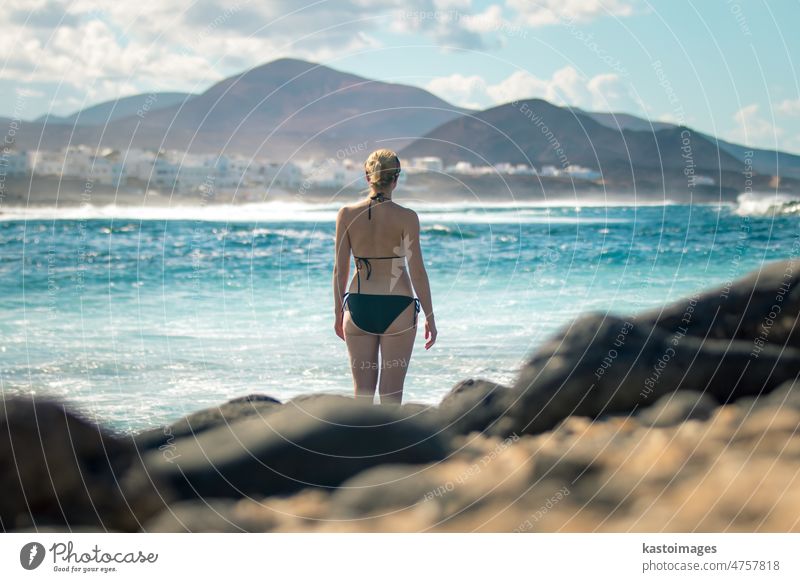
3;260;800;532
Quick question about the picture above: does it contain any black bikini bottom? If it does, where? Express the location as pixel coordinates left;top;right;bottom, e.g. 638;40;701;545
342;292;421;334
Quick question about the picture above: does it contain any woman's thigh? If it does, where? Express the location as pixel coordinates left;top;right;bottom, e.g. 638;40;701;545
343;311;380;393
378;301;417;393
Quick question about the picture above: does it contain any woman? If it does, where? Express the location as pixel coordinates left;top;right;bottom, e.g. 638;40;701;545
333;149;437;403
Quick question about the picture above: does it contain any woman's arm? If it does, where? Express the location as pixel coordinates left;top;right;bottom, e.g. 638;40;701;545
406;211;437;348
333;207;351;339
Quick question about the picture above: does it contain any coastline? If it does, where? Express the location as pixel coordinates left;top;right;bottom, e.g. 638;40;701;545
0;171;762;210
3;260;800;532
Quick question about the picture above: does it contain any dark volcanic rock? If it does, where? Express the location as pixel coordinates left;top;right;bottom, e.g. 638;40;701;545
493;312;800;436
0;397;167;531
142;395;451;500
228;393;282;405
639;259;800;348
133;393;283;450
438;378;511;434
288;393;353;406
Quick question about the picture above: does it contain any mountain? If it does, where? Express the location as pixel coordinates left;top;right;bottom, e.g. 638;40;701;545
579;108;800;180
398;98;741;170
704;136;800;180
397;98;756;195
34;93;196;126
12;58;472;158
575;108;674;132
7;57;800;194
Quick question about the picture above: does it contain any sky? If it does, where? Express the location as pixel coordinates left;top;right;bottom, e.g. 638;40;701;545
2;0;800;153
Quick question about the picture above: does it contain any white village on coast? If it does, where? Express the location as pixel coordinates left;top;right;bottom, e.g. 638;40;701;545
1;145;617;199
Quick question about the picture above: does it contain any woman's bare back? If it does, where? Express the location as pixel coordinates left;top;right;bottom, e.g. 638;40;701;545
342;198;415;296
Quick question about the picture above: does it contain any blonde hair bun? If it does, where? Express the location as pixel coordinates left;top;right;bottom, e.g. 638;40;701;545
364;149;401;187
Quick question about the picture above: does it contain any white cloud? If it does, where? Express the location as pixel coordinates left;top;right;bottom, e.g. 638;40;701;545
460;5;508;33
727;104;783;147
16;87;45;98
389;0;509;50
1;0;636;118
507;0;636;27
485;69;559;104
655;112;680;124
428;66;633;111
777;98;800;117
0;0;395;115
426;73;488;110
433;0;470;8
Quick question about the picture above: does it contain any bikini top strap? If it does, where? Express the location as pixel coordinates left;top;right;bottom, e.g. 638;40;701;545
368;192;386;220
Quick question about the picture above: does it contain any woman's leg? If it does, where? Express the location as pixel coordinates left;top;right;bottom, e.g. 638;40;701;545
343;311;380;401
377;301;417;404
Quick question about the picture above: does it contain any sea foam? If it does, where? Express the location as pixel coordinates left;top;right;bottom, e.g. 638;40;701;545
0;197;676;223
735;192;800;216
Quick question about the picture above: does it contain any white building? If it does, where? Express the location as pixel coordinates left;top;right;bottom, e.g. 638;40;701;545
2;150;29;176
27;146;127;185
298;158;346;188
539;165;561;177
176;163;209;190
261;161;302;189
511;163;538;175
564;165;601;180
445;161;496;175
446;161;474;174
65;149;93;178
29;150;61;176
151;157;179;189
493;162;538;175
410;156;443;172
89;157;126;186
122;149;159;182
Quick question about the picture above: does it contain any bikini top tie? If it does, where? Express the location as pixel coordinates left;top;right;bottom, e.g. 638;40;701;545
368;192;388;220
352;254;405;293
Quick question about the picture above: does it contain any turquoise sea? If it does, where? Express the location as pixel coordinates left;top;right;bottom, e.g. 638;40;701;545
1;195;797;433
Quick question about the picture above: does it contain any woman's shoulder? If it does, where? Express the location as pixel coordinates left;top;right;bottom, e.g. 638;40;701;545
391;201;417;217
337;201;362;218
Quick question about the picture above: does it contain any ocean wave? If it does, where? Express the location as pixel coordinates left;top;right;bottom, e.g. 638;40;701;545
734;192;800;216
0;197;681;223
421;224;459;236
0;201;341;223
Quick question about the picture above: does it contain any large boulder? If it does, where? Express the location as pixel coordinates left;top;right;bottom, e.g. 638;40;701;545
639;259;800;347
437;378;510;434
133;393;282;450
0;396;167;531
140;395;451;500
492;311;800;436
